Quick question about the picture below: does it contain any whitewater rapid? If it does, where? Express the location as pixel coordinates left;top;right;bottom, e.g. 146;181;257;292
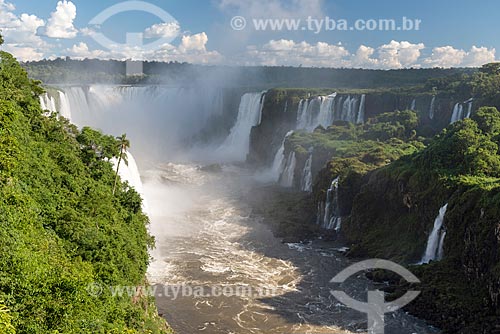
144;164;438;334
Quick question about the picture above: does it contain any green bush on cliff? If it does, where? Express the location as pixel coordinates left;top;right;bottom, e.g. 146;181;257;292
0;47;168;332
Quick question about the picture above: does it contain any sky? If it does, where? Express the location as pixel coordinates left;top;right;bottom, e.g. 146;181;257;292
1;0;499;68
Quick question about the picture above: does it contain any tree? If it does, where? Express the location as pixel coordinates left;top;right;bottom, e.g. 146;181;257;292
113;133;130;194
0;32;3;46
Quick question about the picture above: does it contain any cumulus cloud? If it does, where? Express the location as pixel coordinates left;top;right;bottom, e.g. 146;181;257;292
0;0;50;61
179;32;209;52
144;22;180;40
239;39;497;69
462;46;496;67
65;42;106;59
422;45;496;68
45;0;78;39
422;46;466;68
2;44;44;61
63;32;222;64
244;39;349;66
376;40;425;69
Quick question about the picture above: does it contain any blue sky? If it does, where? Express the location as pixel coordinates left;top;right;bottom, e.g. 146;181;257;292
1;0;499;68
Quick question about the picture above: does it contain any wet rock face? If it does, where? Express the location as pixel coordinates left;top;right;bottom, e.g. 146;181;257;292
247;89;458;167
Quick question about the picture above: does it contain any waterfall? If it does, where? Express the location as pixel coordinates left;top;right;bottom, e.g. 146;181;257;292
356;94;366;124
271;130;294;181
296;94;364;131
218;92;266;161
410;98;416;111
316;93;337;127
296;99;310;129
341;95;360;123
39;93;57;114
58;91;73;120
42;85;230;161
317;177;341;230
465;98;474;118
429;96;436;119
279;151;296;187
421;203;448;264
42;87;150;213
300;154;313;192
450;103;464;124
111;151;149;214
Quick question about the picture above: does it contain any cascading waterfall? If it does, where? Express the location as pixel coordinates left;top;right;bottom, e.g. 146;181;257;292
316;93;337;127
450;103;464;124
217;92;266;161
465;98;474;118
279;151;296;187
271;130;294;181
111;151;149;214
450;99;473;124
410;98;416;110
296;99;310;129
421;203;448;264
356;94;366;124
300;154;313;192
43;87;149;213
317;177;342;230
39;93;57;114
43;85;230;161
429;96;436;119
296;94;365;130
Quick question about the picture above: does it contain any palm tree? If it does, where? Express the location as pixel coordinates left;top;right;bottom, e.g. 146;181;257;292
113;133;130;195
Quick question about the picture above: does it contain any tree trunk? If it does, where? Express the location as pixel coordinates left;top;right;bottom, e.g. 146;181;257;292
113;148;123;195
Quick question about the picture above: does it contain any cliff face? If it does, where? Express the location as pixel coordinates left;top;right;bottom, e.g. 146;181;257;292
248;88;460;167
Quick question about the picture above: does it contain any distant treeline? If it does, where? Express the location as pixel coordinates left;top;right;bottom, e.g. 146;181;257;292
23;58;476;88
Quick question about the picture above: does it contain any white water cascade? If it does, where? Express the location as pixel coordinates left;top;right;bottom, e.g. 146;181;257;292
279;151;297;187
41;85;230;161
450;99;473;124
300;154;313;192
217;92;266;161
39;93;57;114
296;94;365;131
271;130;294;181
356;94;366;124
42;87;149;213
410;98;416;110
111;151;149;214
421;203;448;264
317;177;342;230
450;103;464;124
429;96;436;119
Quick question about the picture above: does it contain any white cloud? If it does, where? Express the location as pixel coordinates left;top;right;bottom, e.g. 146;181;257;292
238;39;497;69
3;14;46;47
422;45;496;68
45;0;78;39
2;44;44;61
144;22;180;40
422;46;466;68
351;45;378;68
376;40;424;69
0;0;17;27
462;46;496;67
244;39;350;67
62;32;222;64
65;42;106;59
179;32;209;52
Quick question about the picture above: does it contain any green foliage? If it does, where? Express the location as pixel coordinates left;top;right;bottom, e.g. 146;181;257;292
0;46;168;333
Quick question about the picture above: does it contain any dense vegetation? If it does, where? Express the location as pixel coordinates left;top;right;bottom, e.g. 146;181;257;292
0;40;169;333
23;58;473;88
